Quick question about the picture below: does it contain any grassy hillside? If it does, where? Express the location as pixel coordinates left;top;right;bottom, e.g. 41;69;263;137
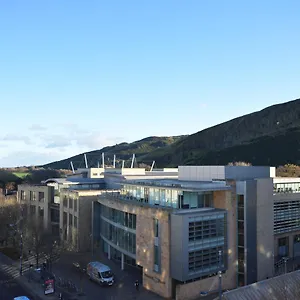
141;98;300;167
41;98;300;169
41;136;185;170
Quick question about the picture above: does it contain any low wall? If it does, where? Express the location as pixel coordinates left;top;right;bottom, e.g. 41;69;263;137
175;271;235;300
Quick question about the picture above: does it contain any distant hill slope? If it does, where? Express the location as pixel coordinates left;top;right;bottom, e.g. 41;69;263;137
40;136;185;170
140;98;300;167
42;98;300;169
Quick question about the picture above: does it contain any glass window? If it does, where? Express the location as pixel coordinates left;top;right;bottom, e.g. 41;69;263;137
74;199;77;211
69;214;73;226
69;198;73;209
154;245;160;272
74;216;78;228
154;219;159;237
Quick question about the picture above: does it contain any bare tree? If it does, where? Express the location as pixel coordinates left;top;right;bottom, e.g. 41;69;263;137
0;196;23;246
23;218;49;268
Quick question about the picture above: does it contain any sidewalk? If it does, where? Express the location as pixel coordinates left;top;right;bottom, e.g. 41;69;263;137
0;251;85;300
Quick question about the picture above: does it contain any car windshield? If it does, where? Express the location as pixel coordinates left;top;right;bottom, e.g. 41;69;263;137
101;270;112;278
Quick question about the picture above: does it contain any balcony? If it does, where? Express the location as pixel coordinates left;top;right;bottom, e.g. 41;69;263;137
99;191;174;211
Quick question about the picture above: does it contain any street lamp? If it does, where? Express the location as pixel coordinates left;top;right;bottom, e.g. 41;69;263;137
218;250;222;300
283;257;289;274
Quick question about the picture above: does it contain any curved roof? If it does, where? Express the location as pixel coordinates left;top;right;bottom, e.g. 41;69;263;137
223;271;300;300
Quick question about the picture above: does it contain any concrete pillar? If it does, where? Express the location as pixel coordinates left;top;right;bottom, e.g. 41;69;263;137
108;244;111;260
121;253;124;270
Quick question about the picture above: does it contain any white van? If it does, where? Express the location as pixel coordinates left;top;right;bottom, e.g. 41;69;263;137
87;261;114;286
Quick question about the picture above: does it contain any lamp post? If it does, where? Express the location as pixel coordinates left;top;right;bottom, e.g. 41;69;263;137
218;250;222;300
283;257;288;274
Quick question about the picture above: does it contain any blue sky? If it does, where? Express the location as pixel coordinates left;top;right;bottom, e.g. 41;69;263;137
0;0;300;167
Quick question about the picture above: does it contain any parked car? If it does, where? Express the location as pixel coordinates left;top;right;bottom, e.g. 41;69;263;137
86;261;114;286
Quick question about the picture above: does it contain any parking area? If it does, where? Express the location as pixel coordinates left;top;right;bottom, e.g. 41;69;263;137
52;251;163;300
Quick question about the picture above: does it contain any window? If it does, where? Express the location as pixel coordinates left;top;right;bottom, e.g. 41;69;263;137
154;219;159;238
63;196;68;207
30;191;36;201
154;245;160;272
63;212;67;227
38;192;44;202
39;207;44;218
30;205;36;215
69;198;73;209
74;199;77;211
20;190;25;200
69;214;73;226
74;216;78;228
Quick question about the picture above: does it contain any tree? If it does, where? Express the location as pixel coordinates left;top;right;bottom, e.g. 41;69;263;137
23;218;50;268
276;164;300;177
0;196;23;246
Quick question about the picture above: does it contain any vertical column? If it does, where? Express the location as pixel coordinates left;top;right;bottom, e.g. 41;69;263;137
108;244;111;260
121;253;124;270
289;235;294;258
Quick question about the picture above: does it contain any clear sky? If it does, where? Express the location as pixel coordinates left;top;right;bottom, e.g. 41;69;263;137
0;0;300;167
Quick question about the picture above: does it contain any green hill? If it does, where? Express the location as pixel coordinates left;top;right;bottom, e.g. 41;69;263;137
41;98;300;169
40;136;185;170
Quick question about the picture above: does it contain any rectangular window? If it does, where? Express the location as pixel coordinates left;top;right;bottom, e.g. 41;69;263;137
20;190;25;200
63;196;68;207
154;219;159;238
74;199;77;211
69;198;73;209
63;212;67;226
38;192;44;202
69;214;73;226
154;245;160;272
74;216;78;228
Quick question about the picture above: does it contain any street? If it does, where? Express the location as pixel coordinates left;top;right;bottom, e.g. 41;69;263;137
52;252;163;300
0;268;35;300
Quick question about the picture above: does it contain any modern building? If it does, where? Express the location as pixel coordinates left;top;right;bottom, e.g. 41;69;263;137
92;165;300;300
17;184;58;235
60;189;106;252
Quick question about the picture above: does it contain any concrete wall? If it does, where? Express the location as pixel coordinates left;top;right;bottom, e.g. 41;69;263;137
97;197;173;299
256;178;274;281
178;166;275;182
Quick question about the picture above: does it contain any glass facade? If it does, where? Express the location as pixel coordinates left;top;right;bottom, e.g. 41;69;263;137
121;185;178;208
273;182;300;194
99;204;136;255
274;201;300;234
188;213;227;276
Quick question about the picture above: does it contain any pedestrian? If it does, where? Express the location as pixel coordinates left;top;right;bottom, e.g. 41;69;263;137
135;279;139;291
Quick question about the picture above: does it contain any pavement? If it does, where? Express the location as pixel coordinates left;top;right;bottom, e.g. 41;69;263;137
0;268;35;300
0;248;228;300
52;251;163;300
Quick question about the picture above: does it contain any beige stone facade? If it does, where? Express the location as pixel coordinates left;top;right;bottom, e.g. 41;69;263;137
17;184;54;230
98;197;173;298
60;190;104;252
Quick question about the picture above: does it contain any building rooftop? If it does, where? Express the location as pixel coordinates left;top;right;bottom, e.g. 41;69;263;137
124;178;231;192
222;271;300;300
